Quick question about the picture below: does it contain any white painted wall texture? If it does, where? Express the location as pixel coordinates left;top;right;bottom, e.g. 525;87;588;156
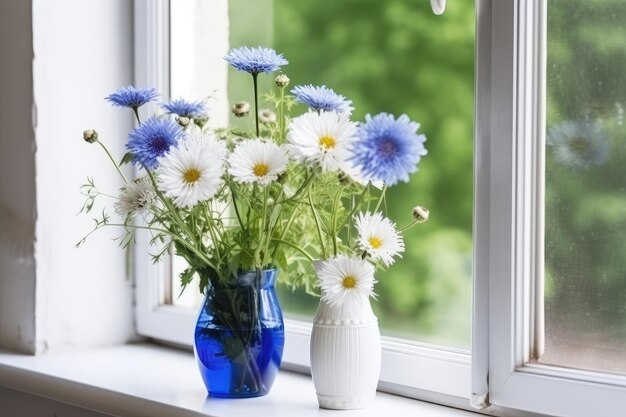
32;0;137;353
0;0;37;354
0;0;137;353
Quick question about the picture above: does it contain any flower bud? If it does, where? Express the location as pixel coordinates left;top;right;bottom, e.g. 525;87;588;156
232;101;250;118
412;205;430;223
83;129;98;144
258;109;277;124
275;74;290;88
176;116;191;127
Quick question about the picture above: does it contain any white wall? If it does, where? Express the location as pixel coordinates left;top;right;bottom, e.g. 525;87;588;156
0;0;137;353
0;1;37;354
32;0;137;353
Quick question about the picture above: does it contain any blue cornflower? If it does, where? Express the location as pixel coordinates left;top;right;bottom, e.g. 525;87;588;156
161;98;207;118
127;117;182;169
291;85;354;113
350;113;427;186
106;86;159;109
224;46;288;74
547;120;609;169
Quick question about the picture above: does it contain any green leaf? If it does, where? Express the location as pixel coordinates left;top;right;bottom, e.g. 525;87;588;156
119;152;134;166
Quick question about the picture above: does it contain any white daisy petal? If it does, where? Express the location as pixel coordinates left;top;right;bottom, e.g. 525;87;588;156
156;131;226;208
356;212;405;266
114;176;157;218
228;139;289;185
318;256;376;307
287;110;357;172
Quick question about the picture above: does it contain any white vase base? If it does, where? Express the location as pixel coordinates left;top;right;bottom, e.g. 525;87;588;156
317;394;375;410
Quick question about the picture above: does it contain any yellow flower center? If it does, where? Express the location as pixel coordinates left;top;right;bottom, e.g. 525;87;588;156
253;163;270;177
342;275;357;289
368;236;383;249
183;168;201;184
319;135;336;149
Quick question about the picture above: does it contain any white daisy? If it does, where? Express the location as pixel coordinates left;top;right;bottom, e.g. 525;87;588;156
356;212;405;266
157;131;226;208
287;110;357;172
114;176;157;218
228;139;289;185
318;255;376;307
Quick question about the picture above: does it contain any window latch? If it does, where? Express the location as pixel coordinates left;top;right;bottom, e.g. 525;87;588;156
430;0;446;15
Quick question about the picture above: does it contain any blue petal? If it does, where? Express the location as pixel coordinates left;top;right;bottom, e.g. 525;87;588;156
224;46;288;74
126;117;182;169
291;85;354;113
106;86;159;108
350;113;427;186
161;98;206;118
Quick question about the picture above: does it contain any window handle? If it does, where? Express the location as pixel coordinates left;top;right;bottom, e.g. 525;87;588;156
430;0;446;15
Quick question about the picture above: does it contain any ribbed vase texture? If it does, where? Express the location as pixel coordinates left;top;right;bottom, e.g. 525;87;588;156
310;299;382;409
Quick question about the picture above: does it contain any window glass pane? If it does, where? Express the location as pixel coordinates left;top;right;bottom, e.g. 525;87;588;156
169;0;474;349
541;0;626;374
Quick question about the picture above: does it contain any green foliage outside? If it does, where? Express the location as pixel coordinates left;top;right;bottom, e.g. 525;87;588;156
228;0;475;348
545;1;626;342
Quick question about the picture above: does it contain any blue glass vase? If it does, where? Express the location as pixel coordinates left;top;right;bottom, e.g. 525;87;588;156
194;268;285;398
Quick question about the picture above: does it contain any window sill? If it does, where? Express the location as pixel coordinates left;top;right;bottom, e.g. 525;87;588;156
0;343;477;417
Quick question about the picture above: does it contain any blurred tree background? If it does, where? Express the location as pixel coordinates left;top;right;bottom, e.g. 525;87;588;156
228;0;475;349
543;0;626;365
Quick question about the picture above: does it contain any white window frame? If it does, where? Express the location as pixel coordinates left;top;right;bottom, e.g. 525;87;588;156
473;1;626;416
132;0;471;406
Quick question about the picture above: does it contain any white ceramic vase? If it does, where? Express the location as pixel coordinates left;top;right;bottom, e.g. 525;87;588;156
310;298;382;409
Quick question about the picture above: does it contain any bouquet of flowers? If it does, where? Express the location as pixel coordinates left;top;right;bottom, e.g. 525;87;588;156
79;46;429;398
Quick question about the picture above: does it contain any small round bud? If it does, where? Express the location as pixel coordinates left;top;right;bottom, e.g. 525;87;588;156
83;129;98;144
258;109;277;124
412;205;430;223
275;74;290;88
232;101;250;118
176;116;191;127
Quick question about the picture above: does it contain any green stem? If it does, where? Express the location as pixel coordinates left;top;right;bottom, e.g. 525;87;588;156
97;141;128;183
256;185;269;266
270;201;303;260
204;203;222;264
270;169;315;207
271;239;315;262
279;86;285;142
338;185;369;230
308;186;327;259
330;186;344;257
145;169;203;251
374;185;388;213
399;220;420;232
229;184;247;233
89;222;220;274
252;73;260;137
132;107;141;124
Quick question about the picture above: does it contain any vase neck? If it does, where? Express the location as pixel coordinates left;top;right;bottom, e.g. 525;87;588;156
314;298;377;324
200;268;278;291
